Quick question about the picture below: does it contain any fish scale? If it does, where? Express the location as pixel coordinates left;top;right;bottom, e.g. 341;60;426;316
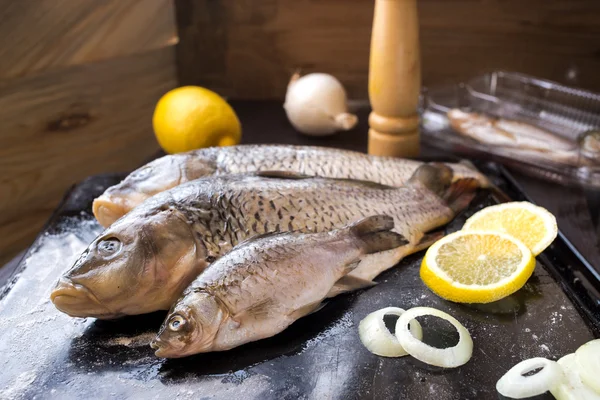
162;174;455;261
214;146;418;185
52;164;480;320
152;216;410;357
200;233;352;312
93;144;490;227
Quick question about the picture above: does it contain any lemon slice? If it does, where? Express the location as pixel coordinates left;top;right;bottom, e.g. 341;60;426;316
420;231;536;303
463;202;557;256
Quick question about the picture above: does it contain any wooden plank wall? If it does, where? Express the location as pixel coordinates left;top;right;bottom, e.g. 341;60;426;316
175;0;600;99
0;0;178;266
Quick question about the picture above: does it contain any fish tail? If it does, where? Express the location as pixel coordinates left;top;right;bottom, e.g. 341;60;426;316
489;184;511;203
409;163;479;214
443;178;480;214
458;159;491;187
458;159;477;170
349;215;408;254
458;159;511;203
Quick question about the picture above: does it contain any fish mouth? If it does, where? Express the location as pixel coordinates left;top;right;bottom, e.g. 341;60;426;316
150;338;186;358
92;195;127;228
50;278;116;318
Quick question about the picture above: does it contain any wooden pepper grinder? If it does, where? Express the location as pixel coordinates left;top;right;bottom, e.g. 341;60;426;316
368;0;421;157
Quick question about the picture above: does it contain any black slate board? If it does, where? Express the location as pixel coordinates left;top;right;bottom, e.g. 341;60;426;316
0;164;598;400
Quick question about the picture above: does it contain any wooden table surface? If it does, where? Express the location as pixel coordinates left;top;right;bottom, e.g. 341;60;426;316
2;100;599;279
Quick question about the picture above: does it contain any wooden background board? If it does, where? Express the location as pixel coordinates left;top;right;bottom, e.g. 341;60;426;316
0;0;178;266
175;0;600;99
0;0;177;78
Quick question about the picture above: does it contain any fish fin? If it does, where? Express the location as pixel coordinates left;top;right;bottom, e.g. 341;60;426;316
341;259;361;275
341;231;445;286
305;301;328;316
409;163;479;213
458;159;477;171
335;179;396;189
255;170;313;179
256;171;396;190
233;298;278;320
342;247;408;284
458;159;511;203
322;178;396;190
415;231;445;251
362;231;408;254
235;231;289;248
327;275;377;298
443;178;479;214
287;300;327;320
408;163;454;198
349;214;394;234
490;184;512;204
349;215;408;254
457;159;487;184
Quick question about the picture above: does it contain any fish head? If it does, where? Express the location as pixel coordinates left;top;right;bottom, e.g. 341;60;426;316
151;291;227;358
92;154;216;227
51;207;203;318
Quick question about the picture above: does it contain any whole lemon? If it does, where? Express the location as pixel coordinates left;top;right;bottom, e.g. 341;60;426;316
152;86;242;154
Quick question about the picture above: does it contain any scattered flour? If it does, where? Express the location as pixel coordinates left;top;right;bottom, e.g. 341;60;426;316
0;371;37;400
301;312;354;352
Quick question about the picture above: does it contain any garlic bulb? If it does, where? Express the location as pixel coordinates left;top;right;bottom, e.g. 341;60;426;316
283;72;358;136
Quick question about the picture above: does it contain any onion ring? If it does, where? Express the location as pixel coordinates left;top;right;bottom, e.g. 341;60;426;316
395;306;473;368
576;339;600;394
551;353;600;400
496;357;564;399
358;307;423;357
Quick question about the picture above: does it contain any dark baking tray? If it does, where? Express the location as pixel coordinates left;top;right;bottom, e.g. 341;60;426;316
0;162;598;400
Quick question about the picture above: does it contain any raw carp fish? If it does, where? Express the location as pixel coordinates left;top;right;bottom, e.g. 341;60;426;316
92;145;490;227
51;164;480;319
151;215;405;357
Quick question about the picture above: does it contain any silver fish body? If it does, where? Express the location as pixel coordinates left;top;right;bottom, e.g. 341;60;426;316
93;144;489;227
51;164;479;319
447;109;597;167
151;215;406;357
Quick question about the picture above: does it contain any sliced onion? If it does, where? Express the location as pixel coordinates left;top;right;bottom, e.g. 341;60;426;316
395;306;473;368
551;353;600;400
496;357;564;399
358;307;423;357
576;339;600;394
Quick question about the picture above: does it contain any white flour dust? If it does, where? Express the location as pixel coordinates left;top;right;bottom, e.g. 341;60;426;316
301;311;354;352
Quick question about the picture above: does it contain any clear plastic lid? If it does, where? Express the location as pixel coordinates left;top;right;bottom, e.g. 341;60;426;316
421;71;600;188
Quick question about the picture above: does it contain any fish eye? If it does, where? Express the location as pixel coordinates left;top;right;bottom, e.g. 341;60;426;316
97;237;122;258
169;315;186;331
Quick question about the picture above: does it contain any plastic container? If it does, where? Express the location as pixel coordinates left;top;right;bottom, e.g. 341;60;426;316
421;71;600;187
